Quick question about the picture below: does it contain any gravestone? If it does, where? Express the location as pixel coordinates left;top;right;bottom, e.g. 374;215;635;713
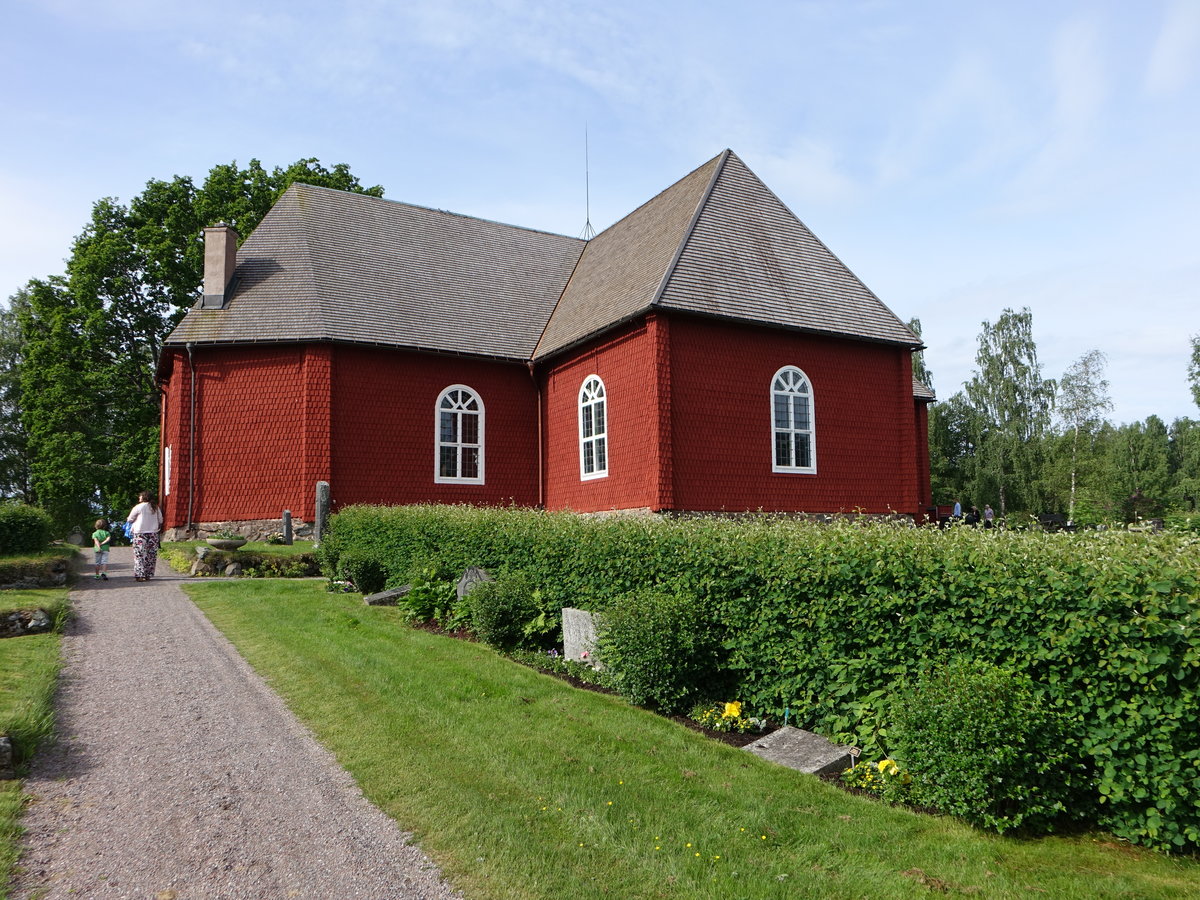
364;586;412;607
282;509;293;544
742;726;854;776
456;566;493;601
314;481;331;546
562;607;600;667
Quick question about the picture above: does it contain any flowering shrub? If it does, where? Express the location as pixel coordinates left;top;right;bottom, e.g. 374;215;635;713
689;701;766;734
842;758;912;800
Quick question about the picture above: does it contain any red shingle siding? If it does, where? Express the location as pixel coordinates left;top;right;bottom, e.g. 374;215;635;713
329;345;538;509
667;315;921;515
541;321;659;512
159;349;186;528
914;401;932;518
164;346;313;525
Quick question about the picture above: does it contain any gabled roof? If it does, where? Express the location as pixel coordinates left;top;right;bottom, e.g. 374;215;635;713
165;150;921;363
534;150;919;359
165;185;585;359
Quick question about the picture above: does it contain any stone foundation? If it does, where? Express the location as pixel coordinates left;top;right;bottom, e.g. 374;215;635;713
164;518;315;543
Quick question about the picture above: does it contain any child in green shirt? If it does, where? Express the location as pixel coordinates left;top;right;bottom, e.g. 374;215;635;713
92;518;111;580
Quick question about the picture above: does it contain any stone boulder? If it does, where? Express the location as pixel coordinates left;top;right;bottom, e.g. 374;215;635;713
1;608;51;639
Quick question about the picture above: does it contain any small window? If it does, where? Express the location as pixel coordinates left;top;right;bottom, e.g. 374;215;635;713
579;375;608;480
163;445;172;496
771;366;816;473
435;385;484;484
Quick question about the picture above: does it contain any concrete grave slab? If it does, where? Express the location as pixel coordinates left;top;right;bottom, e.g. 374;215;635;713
742;726;854;776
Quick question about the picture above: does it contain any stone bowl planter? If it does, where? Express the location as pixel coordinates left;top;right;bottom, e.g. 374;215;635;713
205;537;247;550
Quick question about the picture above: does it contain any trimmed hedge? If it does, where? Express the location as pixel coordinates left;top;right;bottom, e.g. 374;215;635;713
0;504;53;555
319;504;1200;850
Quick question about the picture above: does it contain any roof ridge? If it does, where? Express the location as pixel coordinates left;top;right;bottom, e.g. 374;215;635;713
648;149;730;309
288;181;582;243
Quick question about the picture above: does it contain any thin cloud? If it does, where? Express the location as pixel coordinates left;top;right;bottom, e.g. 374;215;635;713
1145;0;1200;95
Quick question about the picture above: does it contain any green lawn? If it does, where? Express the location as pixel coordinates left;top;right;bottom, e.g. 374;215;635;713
186;580;1200;900
0;587;67;891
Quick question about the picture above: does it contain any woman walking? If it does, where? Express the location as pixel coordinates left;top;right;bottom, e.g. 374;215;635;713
126;491;164;582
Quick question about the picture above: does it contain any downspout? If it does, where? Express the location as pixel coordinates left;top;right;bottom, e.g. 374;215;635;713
527;361;544;508
186;343;197;533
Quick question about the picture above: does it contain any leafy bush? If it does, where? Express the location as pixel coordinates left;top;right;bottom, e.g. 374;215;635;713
466;571;541;651
0;504;53;555
596;590;726;714
400;570;464;629
339;552;387;594
889;661;1088;835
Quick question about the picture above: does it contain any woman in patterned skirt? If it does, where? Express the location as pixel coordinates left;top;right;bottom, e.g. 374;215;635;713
126;491;164;581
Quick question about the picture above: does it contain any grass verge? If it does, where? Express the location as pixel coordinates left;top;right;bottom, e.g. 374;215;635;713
0;587;68;891
186;580;1200;899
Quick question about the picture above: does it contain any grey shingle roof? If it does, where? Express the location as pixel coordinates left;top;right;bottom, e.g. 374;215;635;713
534;150;919;358
166;185;585;359
166;151;922;366
913;377;936;401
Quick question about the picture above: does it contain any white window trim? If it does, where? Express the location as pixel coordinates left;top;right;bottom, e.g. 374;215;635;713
578;374;608;481
771;365;817;474
163;445;172;496
434;384;485;485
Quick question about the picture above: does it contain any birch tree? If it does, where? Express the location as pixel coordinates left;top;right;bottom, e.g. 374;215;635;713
965;307;1055;517
1057;349;1112;524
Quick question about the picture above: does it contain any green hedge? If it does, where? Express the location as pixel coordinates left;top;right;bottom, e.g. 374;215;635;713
320;505;1200;851
0;504;53;555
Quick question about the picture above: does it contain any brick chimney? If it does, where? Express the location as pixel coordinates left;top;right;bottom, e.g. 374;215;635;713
202;224;239;309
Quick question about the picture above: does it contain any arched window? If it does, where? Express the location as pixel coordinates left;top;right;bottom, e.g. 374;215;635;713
578;375;608;480
771;366;816;473
435;385;484;484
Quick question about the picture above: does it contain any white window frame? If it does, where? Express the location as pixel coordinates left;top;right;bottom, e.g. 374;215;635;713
771;365;816;474
163;445;172;496
434;385;485;484
578;374;608;480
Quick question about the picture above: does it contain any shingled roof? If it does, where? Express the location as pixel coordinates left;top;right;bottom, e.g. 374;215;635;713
166;150;921;362
535;150;919;358
165;185;585;359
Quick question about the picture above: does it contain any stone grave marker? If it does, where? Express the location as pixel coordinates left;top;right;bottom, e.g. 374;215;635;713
742;726;854;776
456;566;493;601
562;607;600;667
364;586;412;607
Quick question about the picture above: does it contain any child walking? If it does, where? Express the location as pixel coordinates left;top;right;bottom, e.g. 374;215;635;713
92;518;111;580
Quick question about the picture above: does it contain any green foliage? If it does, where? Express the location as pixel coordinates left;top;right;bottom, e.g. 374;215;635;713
339;552;387;594
320;504;1200;850
597;589;726;714
466;572;541;650
400;571;463;629
889;661;1087;835
0;503;53;554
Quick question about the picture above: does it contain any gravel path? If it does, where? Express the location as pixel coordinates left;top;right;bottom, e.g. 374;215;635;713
10;546;463;900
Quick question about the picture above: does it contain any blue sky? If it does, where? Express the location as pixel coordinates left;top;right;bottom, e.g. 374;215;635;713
3;0;1197;424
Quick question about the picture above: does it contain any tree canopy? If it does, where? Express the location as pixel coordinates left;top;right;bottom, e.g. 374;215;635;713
7;158;383;529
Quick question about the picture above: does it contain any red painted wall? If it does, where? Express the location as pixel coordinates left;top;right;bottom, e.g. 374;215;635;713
914;400;932;518
666;315;921;516
540;320;662;512
329;345;539;510
159;345;326;528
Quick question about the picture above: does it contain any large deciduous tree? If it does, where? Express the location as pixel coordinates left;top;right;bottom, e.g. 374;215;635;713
12;158;383;531
0;290;32;501
964;307;1055;518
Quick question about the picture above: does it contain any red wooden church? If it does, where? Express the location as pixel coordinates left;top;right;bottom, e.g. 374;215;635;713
157;150;934;535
